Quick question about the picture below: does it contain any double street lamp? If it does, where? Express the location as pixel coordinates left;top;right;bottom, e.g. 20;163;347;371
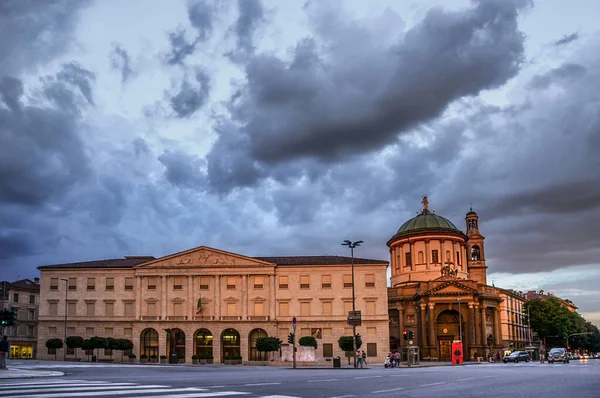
342;240;363;368
61;278;69;361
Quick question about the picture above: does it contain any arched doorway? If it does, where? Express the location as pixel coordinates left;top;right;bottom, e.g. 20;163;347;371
436;310;462;361
140;328;159;358
248;329;268;361
167;328;186;359
194;328;213;359
221;328;240;362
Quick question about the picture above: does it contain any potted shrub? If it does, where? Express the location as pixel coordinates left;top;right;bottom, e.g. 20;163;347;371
128;354;136;363
140;354;148;363
206;355;214;364
192;354;199;364
160;355;167;364
150;354;158;363
178;355;185;364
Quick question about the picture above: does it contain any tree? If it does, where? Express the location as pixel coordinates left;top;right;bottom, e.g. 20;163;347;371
116;339;134;362
526;298;591;349
298;336;318;349
256;337;282;361
45;338;63;361
338;336;355;365
106;338;119;358
81;339;93;361
65;336;84;360
89;336;108;360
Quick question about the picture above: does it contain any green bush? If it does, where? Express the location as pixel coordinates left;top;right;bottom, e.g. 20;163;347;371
160;355;167;359
192;354;199;360
140;354;147;359
298;336;318;349
129;354;136;359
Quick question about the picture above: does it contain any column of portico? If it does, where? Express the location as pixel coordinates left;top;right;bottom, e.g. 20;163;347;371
187;276;193;320
409;243;414;270
242;275;248;320
398;307;405;348
428;303;436;354
425;240;430;270
494;308;501;346
136;276;142;320
161;276;167;320
480;306;487;353
419;304;427;346
215;276;221;321
468;303;476;348
270;274;276;321
399;246;404;271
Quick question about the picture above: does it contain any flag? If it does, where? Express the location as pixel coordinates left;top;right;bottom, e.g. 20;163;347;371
196;296;202;314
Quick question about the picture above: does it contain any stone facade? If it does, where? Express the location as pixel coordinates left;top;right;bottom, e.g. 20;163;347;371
37;247;389;363
1;278;40;359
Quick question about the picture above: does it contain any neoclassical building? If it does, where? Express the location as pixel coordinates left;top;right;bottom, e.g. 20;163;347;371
387;197;527;360
37;248;389;363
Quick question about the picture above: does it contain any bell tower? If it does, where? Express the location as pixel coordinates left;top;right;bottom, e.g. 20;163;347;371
466;207;487;284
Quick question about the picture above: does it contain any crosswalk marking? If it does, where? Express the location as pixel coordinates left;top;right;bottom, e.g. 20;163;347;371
0;388;236;398
0;384;167;395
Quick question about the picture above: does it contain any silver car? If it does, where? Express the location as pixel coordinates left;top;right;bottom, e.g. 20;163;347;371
548;348;569;364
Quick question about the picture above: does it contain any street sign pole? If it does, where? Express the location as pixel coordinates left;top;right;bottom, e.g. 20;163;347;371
292;317;297;369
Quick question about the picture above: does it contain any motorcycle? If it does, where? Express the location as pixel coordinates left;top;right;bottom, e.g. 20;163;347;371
384;355;396;368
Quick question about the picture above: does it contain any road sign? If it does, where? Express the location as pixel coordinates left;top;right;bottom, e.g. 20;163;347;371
292;316;297;331
347;310;362;326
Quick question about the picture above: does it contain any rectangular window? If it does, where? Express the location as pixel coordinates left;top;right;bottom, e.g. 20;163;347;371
366;343;377;358
13;293;18;303
365;274;375;288
27;326;34;338
147;302;156;316
254;302;264;316
344;327;353;336
173;302;182;316
322;301;332;316
300;275;310;289
279;302;289;317
227;303;236;316
29;295;35;304
300;302;310;316
50;278;58;290
199;276;210;290
343;275;353;288
301;328;310;336
48;347;56;355
86;302;95;316
68;278;77;290
104;348;112;356
11;307;18;320
146;277;157;290
253;276;264;289
367;327;376;335
323;343;333;357
87;278;95;290
105;327;113;336
49;303;58;316
322;275;331;288
344;301;352;315
49;326;57;335
105;302;114;317
173;277;183;290
366;301;376;314
226;276;236;290
124;302;134;317
106;277;114;291
457;251;461;266
405;252;412;267
125;277;134;290
86;327;94;336
278;276;288;289
67;347;75;355
28;309;35;320
279;328;289;338
432;250;439;263
124;328;132;337
67;302;76;316
322;328;332;337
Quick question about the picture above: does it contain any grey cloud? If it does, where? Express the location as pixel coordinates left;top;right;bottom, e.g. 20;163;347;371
554;32;579;46
41;62;96;115
187;0;215;40
234;0;265;54
166;29;198;66
168;68;211;118
528;63;587;89
206;0;528;193
110;45;134;83
158;150;206;189
0;76;24;112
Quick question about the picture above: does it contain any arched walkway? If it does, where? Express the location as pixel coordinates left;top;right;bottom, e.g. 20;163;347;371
194;328;213;359
248;328;268;361
140;328;159;358
167;328;186;359
221;328;240;362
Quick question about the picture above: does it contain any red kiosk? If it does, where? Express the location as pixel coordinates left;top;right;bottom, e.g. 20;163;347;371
452;341;464;365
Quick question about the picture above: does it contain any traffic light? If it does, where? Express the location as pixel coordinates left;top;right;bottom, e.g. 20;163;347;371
287;333;295;345
403;330;408;340
355;333;362;349
408;330;415;340
0;310;8;326
8;311;16;327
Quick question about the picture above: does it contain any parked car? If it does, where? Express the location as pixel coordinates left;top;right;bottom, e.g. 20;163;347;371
548;348;569;364
503;351;531;363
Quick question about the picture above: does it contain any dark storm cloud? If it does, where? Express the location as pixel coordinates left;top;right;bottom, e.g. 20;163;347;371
110;44;134;83
234;0;265;54
0;0;91;75
166;29;199;66
554;32;579;46
527;63;587;89
206;0;529;193
158;149;206;188
168;68;211;118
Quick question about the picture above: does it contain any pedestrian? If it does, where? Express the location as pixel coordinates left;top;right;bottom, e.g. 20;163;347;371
361;350;367;366
356;349;363;368
0;335;9;370
540;346;545;364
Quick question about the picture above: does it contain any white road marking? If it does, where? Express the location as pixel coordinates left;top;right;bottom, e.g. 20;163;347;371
243;382;281;386
482;376;497;379
389;374;411;377
353;376;382;379
0;384;138;393
456;378;474;382
373;387;406;393
151;393;250;398
329;395;355;398
259;396;302;398
307;378;339;382
0;387;212;398
420;382;445;387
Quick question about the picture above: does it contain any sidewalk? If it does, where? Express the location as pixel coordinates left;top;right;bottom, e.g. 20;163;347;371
0;367;64;379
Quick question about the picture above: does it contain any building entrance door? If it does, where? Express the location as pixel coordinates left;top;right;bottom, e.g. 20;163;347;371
439;339;452;361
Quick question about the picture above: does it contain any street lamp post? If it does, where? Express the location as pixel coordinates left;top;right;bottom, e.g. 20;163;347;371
342;240;363;368
61;278;69;361
457;297;462;342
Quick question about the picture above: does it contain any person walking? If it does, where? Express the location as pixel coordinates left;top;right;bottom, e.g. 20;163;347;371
361;350;367;366
540;346;546;364
0;336;10;370
356;349;363;368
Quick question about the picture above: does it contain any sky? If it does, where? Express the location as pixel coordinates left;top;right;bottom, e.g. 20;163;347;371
1;0;599;325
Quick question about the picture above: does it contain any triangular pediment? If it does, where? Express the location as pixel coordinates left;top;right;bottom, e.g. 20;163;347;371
422;281;478;296
134;246;274;269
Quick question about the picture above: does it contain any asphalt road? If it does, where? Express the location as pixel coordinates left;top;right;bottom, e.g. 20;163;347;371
2;359;599;397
